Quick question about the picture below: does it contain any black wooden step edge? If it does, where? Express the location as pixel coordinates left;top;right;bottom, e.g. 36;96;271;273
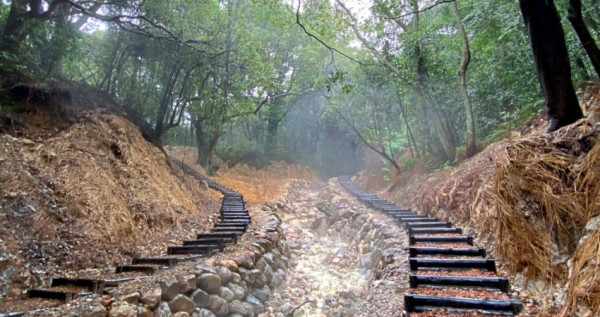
167;246;215;255
400;217;439;222
404;294;522;314
212;227;246;233
410;235;474;245
405;222;452;228
384;212;414;216
183;240;226;251
115;265;160;274
213;223;247;228
409;258;496;271
51;278;105;294
409;247;486;257
132;257;178;267
197;233;241;240
409;228;463;235
409;274;510;292
28;290;81;302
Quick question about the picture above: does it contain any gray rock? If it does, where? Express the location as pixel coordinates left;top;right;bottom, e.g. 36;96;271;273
242;302;255;317
81;305;107;317
217;266;234;284
271;271;285;287
178;274;197;294
262;262;273;284
280;302;294;314
197;273;222;294
244;293;264;314
359;250;381;271
251;285;271;302
160;279;180;301
262;252;274;265
172;313;191;317
195;265;217;275
237;253;254;268
108;302;136;317
227;282;246;300
228;300;249;316
196;308;216;317
154;302;171;317
140;286;161;309
207;294;229;316
119;292;140;305
168;294;195;314
219;286;235;302
238;268;261;285
231;272;242;284
255;258;268;272
136;306;153;317
252;272;267;288
191;288;210;307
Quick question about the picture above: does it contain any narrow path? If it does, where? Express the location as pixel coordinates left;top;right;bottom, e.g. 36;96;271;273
338;176;523;316
263;180;409;317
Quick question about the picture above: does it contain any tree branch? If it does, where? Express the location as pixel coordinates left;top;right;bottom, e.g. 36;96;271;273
387;0;456;19
295;0;363;65
335;108;400;170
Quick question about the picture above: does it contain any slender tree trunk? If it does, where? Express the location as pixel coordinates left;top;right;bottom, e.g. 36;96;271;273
396;96;419;158
154;63;181;144
568;0;600;77
519;0;583;132
451;1;477;157
266;118;279;157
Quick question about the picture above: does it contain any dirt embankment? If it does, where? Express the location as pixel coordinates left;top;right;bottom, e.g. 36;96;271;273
168;146;318;206
0;85;220;301
359;83;600;316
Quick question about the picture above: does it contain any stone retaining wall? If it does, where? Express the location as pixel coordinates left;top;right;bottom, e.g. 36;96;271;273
36;208;290;317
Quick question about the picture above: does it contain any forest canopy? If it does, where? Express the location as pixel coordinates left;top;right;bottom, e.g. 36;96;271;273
1;0;598;177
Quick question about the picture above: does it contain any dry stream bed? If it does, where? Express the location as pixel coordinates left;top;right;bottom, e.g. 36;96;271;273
262;180;409;317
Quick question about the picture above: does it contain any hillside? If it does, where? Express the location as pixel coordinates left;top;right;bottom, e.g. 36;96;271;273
358;82;600;316
0;84;221;301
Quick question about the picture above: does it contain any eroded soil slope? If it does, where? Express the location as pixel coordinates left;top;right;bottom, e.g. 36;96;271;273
1;96;220;301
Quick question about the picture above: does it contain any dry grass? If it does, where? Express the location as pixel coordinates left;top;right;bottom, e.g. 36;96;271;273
377;82;600;315
19;111;217;244
168;146;318;205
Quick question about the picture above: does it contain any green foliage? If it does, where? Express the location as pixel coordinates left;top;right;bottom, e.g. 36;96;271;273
1;0;597;173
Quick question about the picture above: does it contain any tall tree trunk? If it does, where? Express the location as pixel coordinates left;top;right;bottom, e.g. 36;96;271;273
451;1;477;157
1;2;27;56
519;0;583;132
192;117;221;175
266;118;279;157
1;1;44;57
396;95;419;158
154;63;181;144
568;0;600;77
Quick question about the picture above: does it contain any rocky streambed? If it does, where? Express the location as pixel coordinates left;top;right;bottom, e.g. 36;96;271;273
262;179;409;317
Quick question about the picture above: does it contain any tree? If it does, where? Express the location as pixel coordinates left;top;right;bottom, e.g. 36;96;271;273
567;0;600;77
519;0;583;132
451;0;477;157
